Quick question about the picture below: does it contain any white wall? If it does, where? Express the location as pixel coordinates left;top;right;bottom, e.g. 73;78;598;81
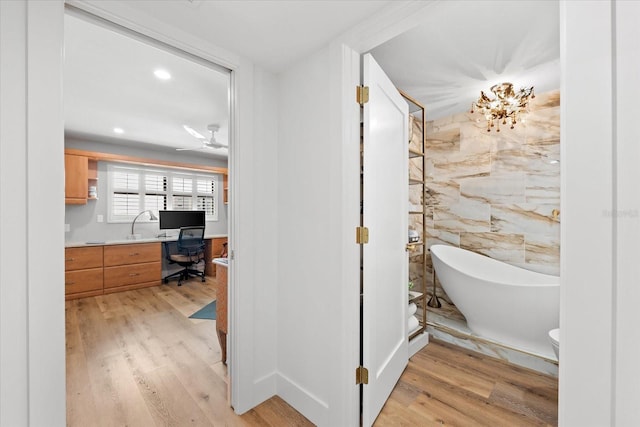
560;2;613;424
0;1;66;425
613;1;640;425
241;66;280;405
275;42;361;426
276;46;334;425
560;1;640;426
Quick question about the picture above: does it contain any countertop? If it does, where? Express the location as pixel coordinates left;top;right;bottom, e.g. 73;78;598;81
212;258;229;267
65;234;227;248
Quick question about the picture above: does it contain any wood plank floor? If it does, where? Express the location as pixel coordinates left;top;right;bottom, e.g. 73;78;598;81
375;340;558;426
67;278;557;426
66;277;311;427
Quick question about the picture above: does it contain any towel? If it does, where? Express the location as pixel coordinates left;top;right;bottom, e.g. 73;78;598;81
407;303;417;317
407;315;419;334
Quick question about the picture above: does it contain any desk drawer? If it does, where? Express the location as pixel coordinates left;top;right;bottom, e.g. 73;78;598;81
103;243;160;267
65;246;103;271
65;268;103;294
104;261;161;288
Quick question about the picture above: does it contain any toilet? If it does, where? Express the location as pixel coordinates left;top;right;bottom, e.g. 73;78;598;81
548;328;560;360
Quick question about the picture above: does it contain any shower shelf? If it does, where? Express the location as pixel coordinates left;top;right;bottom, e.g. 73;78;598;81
400;88;428;344
409;291;424;302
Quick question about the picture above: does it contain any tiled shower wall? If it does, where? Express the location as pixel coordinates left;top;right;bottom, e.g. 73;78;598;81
420;90;560;320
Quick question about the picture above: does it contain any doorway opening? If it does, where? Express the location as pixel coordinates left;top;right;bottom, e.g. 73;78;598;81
63;6;235;425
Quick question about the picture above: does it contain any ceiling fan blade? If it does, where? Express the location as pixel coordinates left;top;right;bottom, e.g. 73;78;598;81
183;125;206;140
176;147;201;151
207;141;228;149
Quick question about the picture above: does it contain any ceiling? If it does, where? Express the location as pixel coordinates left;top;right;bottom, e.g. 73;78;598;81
119;0;397;73
64;13;231;158
64;0;560;156
369;0;560;120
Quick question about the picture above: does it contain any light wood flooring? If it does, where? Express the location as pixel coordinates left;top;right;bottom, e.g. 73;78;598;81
65;277;310;426
375;340;558;426
66;277;557;426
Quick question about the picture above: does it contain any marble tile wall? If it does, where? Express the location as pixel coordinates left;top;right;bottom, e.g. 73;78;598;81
423;90;561;321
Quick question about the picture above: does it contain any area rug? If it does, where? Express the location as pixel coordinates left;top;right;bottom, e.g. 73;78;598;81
189;300;216;320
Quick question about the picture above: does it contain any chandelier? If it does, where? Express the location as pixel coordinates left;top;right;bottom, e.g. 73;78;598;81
470;82;535;132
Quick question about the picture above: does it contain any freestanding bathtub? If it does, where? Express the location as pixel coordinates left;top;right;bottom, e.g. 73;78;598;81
430;244;560;360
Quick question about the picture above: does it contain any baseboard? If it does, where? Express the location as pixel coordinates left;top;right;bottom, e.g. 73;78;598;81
252;371;277;407
408;331;429;358
277;372;329;426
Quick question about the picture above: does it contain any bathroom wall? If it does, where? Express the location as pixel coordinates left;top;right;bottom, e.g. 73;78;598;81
422;90;560;319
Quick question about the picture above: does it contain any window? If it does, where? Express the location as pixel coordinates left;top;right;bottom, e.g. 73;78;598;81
107;164;219;222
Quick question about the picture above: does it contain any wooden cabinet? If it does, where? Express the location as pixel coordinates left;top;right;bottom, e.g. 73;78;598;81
204;237;228;277
65;246;104;300
65;153;98;204
215;263;228;364
103;242;159;266
103;243;161;293
103;262;162;290
65;243;161;299
65;154;88;204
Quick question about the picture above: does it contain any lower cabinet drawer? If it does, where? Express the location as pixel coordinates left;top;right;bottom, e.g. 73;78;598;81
65;268;103;294
103;261;161;288
103;243;160;267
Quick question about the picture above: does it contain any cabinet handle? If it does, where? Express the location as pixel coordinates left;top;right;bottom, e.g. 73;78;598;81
65;281;75;286
129;273;139;277
129;252;139;256
66;258;74;262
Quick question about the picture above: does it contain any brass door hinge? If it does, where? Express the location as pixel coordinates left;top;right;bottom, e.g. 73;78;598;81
356;366;369;385
356;226;369;244
356;86;369;105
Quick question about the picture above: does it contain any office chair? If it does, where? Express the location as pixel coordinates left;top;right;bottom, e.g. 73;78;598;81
163;226;206;286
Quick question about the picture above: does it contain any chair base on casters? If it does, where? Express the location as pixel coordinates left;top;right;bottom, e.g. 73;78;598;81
163;265;206;286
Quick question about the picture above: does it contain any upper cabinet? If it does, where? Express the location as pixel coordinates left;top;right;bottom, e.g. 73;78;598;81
65;154;88;204
65;153;97;204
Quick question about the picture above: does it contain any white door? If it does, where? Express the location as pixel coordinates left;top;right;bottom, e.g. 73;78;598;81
361;53;409;426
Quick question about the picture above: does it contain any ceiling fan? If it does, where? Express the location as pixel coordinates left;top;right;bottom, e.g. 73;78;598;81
177;124;227;151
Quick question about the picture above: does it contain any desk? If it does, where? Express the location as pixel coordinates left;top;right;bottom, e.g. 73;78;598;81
64;235;227;300
213;258;228;364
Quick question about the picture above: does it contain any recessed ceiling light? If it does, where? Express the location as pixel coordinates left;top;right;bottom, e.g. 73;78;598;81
154;69;171;80
113;127;124;134
549;159;560;164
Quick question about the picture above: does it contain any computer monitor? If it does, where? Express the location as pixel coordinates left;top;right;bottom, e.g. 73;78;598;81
159;210;205;230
